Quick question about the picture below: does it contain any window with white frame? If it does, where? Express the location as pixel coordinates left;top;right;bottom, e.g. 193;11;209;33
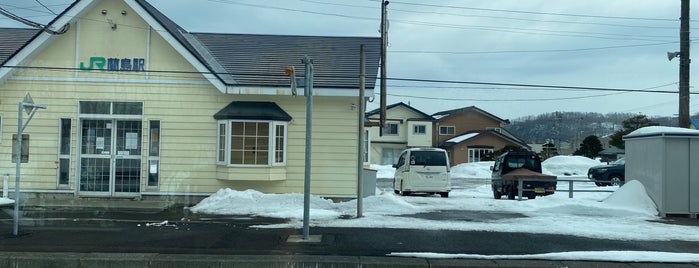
217;120;287;166
468;147;493;162
382;122;399;135
147;120;160;188
439;126;455;135
57;118;71;187
413;124;426;135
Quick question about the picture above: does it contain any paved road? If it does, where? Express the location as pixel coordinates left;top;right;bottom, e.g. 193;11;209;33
0;180;698;267
1;205;699;256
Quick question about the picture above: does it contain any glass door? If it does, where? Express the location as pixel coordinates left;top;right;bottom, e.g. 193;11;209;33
79;119;142;196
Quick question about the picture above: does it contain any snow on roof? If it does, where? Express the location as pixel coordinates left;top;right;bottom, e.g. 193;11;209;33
625;126;699;139
446;133;479;143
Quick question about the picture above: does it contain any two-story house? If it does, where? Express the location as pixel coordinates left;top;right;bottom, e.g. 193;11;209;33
432;106;529;166
366;102;433;165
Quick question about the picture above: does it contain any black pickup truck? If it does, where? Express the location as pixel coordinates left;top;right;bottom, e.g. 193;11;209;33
491;151;557;200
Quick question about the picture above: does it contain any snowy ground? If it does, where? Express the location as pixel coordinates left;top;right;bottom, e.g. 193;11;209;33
190;155;699;263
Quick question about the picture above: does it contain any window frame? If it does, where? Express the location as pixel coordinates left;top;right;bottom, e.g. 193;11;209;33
217;120;287;167
468;147;493;162
413;124;426;135
383;122;399;136
57;118;71;188
439;126;455;135
147;120;161;189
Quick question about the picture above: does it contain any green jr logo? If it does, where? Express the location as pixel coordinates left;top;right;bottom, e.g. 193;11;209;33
79;57;106;70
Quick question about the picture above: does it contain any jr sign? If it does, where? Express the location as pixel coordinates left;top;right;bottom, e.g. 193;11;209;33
80;56;146;72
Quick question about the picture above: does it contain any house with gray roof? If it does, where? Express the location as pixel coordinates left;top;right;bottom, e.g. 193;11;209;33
0;0;380;201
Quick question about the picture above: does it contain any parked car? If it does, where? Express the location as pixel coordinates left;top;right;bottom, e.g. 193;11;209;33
491;151;556;200
587;158;625;186
393;148;451;198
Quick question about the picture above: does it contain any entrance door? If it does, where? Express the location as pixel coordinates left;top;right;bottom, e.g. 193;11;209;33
79;119;142;196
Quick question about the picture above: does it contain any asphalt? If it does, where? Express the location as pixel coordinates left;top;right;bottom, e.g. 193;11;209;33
0;199;698;268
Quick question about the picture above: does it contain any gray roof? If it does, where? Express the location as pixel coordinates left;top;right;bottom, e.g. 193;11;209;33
192;33;380;88
0;28;40;65
1;0;381;90
214;101;292;121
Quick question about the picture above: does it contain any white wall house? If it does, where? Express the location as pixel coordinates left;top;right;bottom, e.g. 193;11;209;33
365;102;434;165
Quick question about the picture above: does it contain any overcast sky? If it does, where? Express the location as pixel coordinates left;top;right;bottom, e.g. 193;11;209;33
1;0;698;120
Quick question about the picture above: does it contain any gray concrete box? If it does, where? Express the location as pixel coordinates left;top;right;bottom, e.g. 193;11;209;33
624;127;699;216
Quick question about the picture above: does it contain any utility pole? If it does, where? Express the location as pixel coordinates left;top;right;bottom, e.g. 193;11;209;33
302;55;314;240
379;0;388;135
679;0;691;128
357;45;366;218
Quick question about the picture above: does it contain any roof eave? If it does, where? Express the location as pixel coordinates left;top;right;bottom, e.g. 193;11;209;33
0;0;94;84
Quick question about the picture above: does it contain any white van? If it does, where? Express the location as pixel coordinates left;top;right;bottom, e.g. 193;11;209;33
392;148;451;198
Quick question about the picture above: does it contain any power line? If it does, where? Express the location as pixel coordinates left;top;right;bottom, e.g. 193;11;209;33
0;6;68;34
2;65;696;95
385;77;694;94
390;18;675;42
205;0;675;41
390;41;679;55
383;82;680;102
385;91;628;102
303;0;681;30
33;0;57;15
389;1;678;22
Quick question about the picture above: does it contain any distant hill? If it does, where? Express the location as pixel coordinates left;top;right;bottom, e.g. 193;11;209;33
504;112;680;145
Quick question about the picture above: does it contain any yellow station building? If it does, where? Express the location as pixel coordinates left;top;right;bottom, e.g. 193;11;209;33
0;0;380;201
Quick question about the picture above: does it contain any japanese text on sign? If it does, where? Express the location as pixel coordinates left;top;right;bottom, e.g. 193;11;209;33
80;56;145;71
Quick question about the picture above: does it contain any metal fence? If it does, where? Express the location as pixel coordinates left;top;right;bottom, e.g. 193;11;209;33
514;178;617;201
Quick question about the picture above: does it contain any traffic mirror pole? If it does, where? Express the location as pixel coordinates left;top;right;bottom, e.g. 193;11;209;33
13;94;46;236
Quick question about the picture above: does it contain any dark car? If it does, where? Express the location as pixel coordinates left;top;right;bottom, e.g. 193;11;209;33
491;151;556;200
587;158;625;186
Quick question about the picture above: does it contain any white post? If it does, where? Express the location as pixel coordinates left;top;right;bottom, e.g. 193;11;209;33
2;173;8;198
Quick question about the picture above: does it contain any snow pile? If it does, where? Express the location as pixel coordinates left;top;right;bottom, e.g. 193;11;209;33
451;161;493;179
627;126;699;137
603;180;658;217
370;164;395;179
542;155;601;176
190;188;339;219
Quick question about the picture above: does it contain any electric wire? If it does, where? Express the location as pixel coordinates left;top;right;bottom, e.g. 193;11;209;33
2;65;696;96
302;0;681;30
33;0;57;16
387;1;678;22
0;6;67;34
390;41;678;55
382;82;679;102
204;0;677;41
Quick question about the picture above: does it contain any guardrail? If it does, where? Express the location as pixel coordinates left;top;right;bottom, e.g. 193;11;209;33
514;178;618;201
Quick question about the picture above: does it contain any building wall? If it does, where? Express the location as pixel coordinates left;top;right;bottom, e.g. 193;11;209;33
0;1;361;196
368;105;433;165
434;111;501;145
406;120;432;147
447;134;518;165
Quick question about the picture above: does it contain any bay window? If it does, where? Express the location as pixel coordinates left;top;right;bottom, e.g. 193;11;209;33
217;120;287;166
